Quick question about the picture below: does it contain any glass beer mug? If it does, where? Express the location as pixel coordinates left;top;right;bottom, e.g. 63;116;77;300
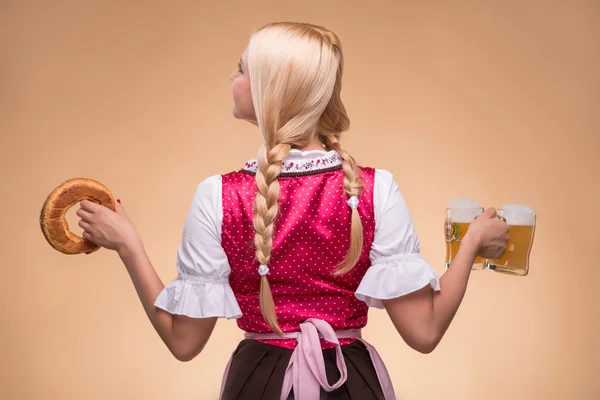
486;204;536;276
444;198;487;270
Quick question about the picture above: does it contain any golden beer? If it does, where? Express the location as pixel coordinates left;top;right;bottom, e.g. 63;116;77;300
486;205;536;276
445;200;486;270
445;221;487;269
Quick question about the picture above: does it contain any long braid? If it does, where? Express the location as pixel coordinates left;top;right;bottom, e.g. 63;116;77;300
253;143;291;335
247;21;358;334
320;132;365;274
310;24;364;274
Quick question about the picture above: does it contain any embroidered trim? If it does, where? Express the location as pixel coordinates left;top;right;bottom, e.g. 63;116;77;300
240;165;342;177
241;151;343;175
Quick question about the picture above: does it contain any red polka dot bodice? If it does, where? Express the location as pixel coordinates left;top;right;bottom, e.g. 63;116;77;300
221;165;376;350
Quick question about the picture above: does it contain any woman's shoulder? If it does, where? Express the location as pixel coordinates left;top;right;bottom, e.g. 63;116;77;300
356;164;393;176
356;167;397;188
185;174;222;210
196;173;223;189
363;168;407;208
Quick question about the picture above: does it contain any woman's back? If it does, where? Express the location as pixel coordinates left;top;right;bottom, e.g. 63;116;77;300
223;149;377;349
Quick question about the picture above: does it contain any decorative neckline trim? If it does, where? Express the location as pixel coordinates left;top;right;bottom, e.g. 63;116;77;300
241;150;343;175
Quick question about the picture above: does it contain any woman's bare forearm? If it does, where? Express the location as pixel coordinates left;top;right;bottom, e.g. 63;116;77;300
430;236;479;343
117;243;176;352
117;241;217;361
384;236;479;353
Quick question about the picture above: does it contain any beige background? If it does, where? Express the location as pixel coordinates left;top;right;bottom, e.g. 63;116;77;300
2;1;598;399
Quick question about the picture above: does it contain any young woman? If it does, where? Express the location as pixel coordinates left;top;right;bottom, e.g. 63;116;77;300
77;21;509;400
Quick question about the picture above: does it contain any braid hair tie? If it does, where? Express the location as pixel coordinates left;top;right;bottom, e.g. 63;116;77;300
347;195;359;209
258;264;270;276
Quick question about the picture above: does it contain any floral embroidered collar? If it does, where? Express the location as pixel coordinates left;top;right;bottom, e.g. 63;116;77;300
241;149;343;176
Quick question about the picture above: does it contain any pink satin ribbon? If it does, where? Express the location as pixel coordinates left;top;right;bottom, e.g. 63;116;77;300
219;318;396;400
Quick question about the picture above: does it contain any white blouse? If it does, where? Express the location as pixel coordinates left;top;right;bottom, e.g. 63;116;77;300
154;149;441;318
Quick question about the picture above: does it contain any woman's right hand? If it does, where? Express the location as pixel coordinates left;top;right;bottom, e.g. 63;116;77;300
464;207;510;259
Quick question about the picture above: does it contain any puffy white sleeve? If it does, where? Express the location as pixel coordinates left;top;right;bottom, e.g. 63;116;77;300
153;175;242;319
355;169;441;308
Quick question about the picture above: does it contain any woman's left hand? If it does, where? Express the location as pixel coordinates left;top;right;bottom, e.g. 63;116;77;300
77;199;142;253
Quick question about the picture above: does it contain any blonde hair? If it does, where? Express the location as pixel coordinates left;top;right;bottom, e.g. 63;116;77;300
247;22;364;335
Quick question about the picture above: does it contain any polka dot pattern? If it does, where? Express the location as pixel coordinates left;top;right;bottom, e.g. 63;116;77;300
221;166;376;350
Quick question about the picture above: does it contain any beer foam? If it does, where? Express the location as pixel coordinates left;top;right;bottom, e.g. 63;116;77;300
448;198;481;209
499;204;536;225
447;198;482;222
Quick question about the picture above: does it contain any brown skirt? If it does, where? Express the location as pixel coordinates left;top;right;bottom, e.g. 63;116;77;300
220;339;386;400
